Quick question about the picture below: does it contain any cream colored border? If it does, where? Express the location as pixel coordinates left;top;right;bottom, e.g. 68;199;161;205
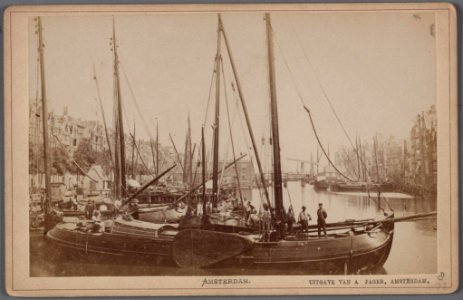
4;3;458;296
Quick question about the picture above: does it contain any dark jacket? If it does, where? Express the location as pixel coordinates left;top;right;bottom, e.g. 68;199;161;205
317;208;327;221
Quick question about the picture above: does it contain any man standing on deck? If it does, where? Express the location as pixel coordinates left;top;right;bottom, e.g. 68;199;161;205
286;205;296;235
129;199;140;220
85;200;95;219
261;203;272;241
317;203;328;238
298;206;311;232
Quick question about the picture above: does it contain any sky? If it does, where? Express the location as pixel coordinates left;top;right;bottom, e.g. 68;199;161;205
29;11;436;171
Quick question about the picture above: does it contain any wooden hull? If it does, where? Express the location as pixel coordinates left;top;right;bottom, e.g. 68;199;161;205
46;218;176;260
172;217;394;273
238;229;393;272
138;207;187;223
207;211;247;227
377;182;394;192
47;214;394;273
331;182;395;193
173;229;254;268
137;203;172;210
331;183;371;192
313;181;329;191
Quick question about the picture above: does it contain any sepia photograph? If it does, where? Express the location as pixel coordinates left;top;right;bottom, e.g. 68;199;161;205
4;3;458;296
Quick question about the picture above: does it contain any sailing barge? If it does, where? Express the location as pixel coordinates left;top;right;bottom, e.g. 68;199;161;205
47;217;177;260
43;14;436;273
170;13;396;272
173;218;394;272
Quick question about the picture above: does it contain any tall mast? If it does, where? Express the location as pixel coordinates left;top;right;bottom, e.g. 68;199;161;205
357;136;363;180
212;15;222;208
150;138;156;174
134;139;139;181
220;14;272;210
265;13;284;219
169;133;185;174
201;126;207;213
361;137;367;180
93;65;114;168
37;17;51;224
419;113;426;191
310;153;314;177
221;58;244;207
373;135;379;182
188;113;192;185
131;123;136;179
356;135;361;180
156;119;159;175
403;139;407;182
183;113;192;185
112;17;127;197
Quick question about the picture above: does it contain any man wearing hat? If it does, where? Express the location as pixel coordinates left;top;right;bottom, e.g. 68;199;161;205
129;199;140;220
298;206;312;233
317;203;328;238
85;199;95;220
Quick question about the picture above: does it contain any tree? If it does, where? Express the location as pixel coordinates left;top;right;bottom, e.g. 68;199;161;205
30;143;74;175
95;149;113;176
73;138;113;176
73;138;97;173
51;147;73;175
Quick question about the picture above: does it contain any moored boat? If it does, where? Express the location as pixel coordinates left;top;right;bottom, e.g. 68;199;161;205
42;14;436;274
138;203;187;223
173;215;394;272
330;181;394;193
44;17;179;261
47;216;177;259
170;13;399;274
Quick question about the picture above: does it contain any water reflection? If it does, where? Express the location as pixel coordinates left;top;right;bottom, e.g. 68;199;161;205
30;181;437;276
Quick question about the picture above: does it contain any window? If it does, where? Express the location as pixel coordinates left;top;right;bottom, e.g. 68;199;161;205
73;139;77;146
90;181;96;192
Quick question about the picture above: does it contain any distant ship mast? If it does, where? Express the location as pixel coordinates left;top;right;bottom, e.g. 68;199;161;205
36;16;52;232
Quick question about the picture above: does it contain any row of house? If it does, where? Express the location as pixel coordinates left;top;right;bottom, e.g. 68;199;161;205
404;105;437;193
333;105;437;194
29;101;107;154
29;102;256;198
30;158;255;201
29;102;177;176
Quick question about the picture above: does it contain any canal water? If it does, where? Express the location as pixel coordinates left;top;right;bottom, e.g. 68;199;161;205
30;181;437;276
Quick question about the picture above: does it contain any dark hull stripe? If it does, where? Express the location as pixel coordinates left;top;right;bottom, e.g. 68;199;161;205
246;233;393;264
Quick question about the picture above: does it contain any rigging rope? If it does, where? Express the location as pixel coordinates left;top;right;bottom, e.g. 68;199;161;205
303;106;356;182
92;66;115;172
203;60;218;127
221;57;244;207
289;23;372;177
120;63;155;142
52;135;99;183
340;146;359;178
285;184;293;208
273;34;357;182
197;59;220;188
230;81;266;207
129;132;156;179
191;142;201;187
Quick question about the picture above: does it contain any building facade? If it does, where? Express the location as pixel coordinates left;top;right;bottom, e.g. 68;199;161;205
29;102;107;156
